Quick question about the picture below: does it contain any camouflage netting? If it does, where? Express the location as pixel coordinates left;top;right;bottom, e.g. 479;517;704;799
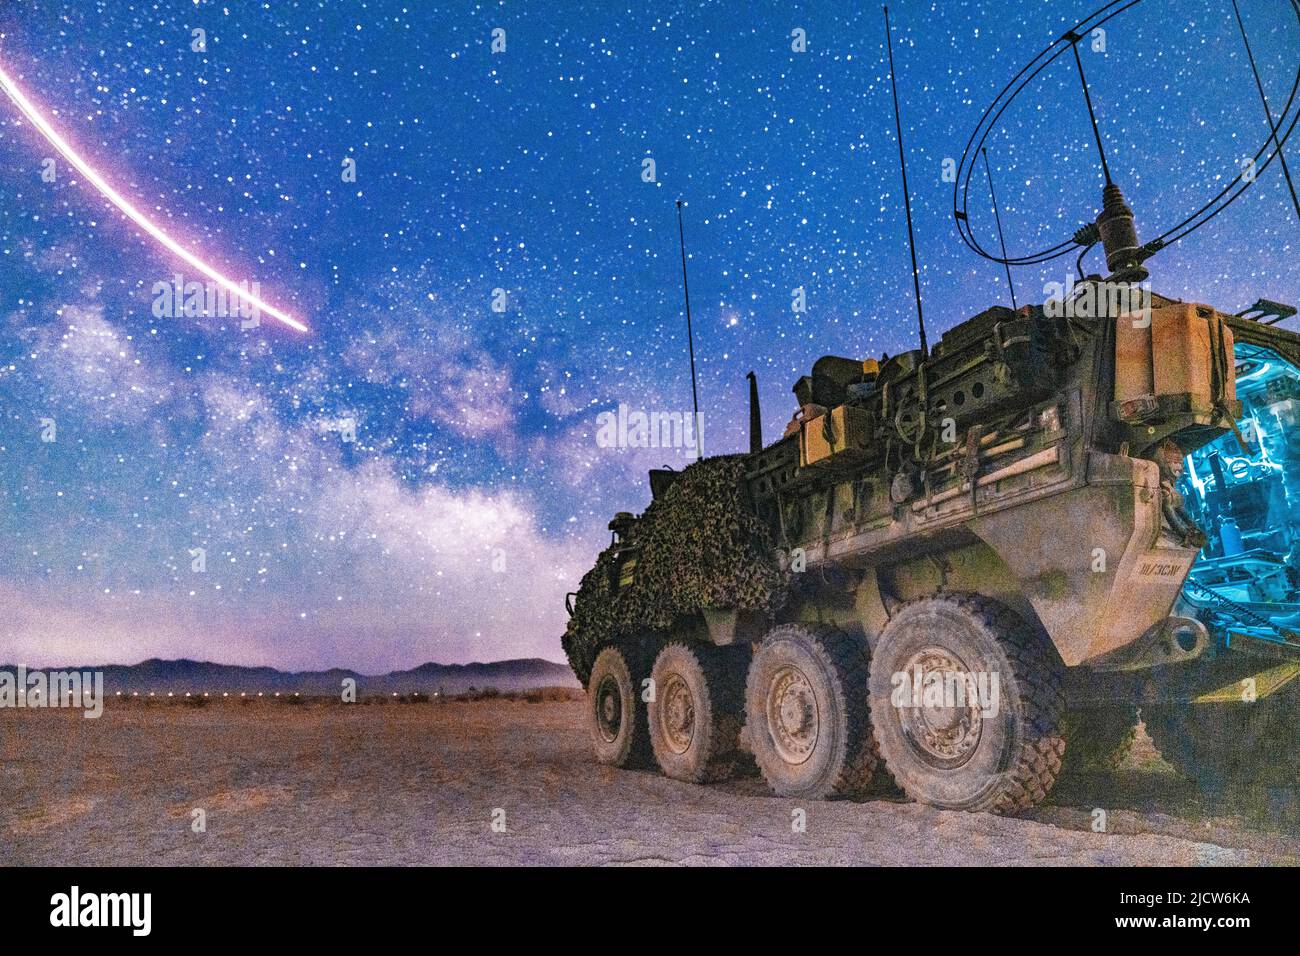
561;454;789;686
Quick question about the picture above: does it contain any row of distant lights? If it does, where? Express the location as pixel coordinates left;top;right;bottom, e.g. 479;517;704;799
104;691;439;698
115;691;298;698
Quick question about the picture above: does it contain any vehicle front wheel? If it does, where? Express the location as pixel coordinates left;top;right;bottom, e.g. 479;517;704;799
868;593;1065;814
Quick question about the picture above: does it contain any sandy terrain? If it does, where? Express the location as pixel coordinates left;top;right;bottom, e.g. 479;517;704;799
2;699;1298;866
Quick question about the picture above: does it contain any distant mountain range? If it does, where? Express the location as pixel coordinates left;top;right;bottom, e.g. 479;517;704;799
1;657;580;696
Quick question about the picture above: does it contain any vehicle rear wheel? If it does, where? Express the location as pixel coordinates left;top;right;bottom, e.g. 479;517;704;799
587;644;654;768
1144;683;1300;788
868;593;1065;814
647;641;748;783
744;623;880;799
1060;705;1139;774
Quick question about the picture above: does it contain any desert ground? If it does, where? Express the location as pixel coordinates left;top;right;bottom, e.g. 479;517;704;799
2;697;1299;866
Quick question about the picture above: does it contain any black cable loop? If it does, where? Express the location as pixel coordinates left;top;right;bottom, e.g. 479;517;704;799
954;0;1300;268
954;0;1145;262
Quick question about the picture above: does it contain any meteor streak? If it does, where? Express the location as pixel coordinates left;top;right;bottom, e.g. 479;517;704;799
0;62;308;333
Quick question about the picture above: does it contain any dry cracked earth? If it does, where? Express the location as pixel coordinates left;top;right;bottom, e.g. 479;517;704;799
2;698;1299;866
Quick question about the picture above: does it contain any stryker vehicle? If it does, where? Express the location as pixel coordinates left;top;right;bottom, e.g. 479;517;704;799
564;0;1300;811
561;188;1300;813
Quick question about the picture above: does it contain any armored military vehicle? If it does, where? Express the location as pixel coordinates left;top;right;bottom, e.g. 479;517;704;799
562;188;1300;813
565;0;1300;811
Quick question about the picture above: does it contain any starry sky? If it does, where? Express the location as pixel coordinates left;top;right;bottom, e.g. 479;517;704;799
0;0;1296;671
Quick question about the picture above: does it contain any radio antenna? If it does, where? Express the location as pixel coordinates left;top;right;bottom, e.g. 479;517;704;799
1067;34;1113;187
1230;0;1300;224
675;199;703;459
981;148;1018;310
884;6;927;356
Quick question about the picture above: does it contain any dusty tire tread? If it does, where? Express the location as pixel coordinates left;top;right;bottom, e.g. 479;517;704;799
984;595;1065;814
650;641;747;783
870;592;1065;815
745;623;880;800
588;643;656;769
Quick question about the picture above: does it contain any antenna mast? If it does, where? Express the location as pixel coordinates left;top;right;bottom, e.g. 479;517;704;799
883;6;927;356
1230;0;1300;224
675;199;703;459
981;148;1018;311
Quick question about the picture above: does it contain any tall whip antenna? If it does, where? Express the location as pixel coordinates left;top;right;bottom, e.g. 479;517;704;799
884;6;927;356
675;199;703;459
1230;0;1300;223
981;147;1018;310
1067;34;1113;185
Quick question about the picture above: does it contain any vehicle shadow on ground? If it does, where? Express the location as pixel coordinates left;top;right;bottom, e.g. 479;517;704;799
1051;761;1297;816
719;728;1300;858
1032;754;1300;857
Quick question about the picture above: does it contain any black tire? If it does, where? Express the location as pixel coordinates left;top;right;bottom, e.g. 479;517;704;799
1144;684;1300;789
587;644;654;768
647;641;748;783
1060;705;1139;774
744;623;880;799
868;593;1065;814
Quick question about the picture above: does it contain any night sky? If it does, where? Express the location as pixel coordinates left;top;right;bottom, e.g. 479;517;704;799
0;0;1296;671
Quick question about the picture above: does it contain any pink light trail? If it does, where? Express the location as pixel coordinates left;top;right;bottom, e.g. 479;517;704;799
0;62;308;333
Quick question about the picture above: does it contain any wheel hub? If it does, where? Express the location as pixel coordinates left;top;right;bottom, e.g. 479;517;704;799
594;675;623;743
659;673;696;755
767;665;819;765
896;646;983;768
